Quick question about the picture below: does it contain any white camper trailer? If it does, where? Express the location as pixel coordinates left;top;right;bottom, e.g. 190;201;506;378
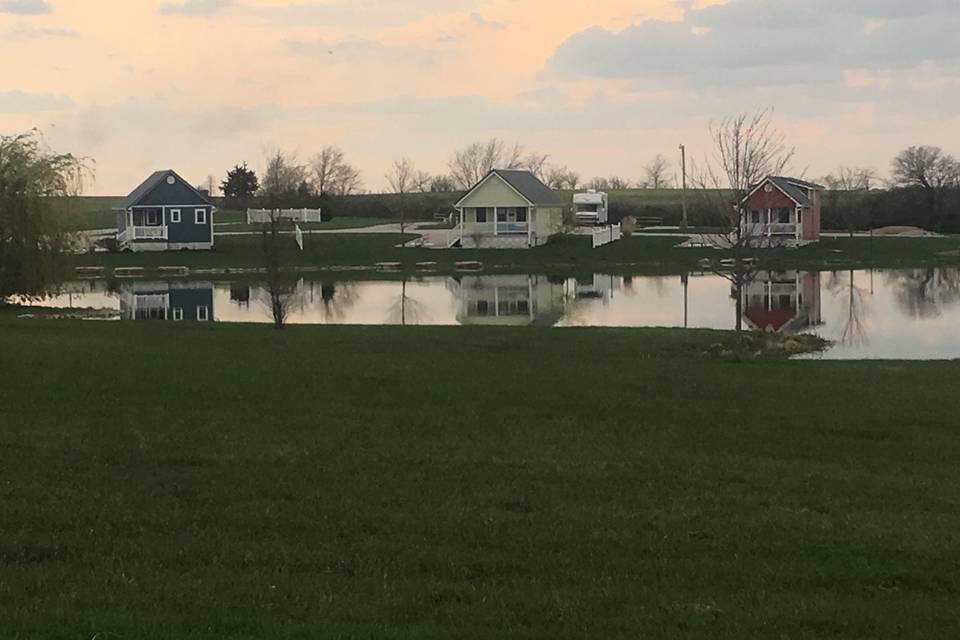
573;190;609;226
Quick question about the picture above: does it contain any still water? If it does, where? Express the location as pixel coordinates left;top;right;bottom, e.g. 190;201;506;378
18;269;960;360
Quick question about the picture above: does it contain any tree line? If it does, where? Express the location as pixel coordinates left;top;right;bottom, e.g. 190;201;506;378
217;140;681;211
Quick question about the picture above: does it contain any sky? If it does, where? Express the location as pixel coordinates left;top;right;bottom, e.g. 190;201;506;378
1;0;958;195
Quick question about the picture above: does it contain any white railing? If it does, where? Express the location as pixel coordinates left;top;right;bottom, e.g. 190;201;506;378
742;223;798;236
117;228;132;246
247;208;322;224
592;225;623;249
132;226;168;240
495;222;529;235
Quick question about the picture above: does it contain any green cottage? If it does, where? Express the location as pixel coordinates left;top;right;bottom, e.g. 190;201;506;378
454;169;566;248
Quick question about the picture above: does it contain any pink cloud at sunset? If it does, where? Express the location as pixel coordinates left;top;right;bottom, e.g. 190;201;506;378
1;0;957;194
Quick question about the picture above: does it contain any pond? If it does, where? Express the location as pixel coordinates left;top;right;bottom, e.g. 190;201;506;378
12;268;960;360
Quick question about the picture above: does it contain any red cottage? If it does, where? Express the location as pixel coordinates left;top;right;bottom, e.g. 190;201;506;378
740;176;823;247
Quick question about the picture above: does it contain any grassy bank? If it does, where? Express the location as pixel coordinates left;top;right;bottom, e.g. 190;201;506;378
73;233;960;277
1;319;959;638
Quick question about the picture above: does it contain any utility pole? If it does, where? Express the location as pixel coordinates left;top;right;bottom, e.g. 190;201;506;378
679;144;688;232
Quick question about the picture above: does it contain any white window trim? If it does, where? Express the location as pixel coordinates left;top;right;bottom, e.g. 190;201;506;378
170;209;181;223
172;308;184;321
146;210;159;225
195;208;207;225
197;306;209;322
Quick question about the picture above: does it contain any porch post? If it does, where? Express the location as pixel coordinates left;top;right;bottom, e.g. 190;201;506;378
494;287;500;317
527;208;533;246
493;207;498;236
458;207;464;245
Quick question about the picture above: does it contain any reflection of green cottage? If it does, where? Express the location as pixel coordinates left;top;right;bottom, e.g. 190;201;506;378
448;274;566;326
454;169;566;248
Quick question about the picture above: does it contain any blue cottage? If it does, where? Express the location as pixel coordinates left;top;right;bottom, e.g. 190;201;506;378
116;170;215;252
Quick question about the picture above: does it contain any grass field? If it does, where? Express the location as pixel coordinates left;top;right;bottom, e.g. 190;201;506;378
73;233;960;277
1;318;959;638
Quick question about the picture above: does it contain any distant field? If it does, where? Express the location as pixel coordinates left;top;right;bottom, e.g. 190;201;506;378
50;196;124;231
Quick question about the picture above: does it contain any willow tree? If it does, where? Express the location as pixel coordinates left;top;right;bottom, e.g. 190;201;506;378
0;131;89;300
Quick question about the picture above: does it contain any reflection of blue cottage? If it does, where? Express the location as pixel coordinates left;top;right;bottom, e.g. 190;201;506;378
115;170;215;252
120;282;214;322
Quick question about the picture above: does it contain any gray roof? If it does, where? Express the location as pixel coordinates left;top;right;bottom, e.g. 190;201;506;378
752;176;824;207
120;169;212;209
491;169;562;205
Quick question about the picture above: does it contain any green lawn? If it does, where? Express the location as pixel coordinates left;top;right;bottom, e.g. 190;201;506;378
73;233;960;277
50;196;125;230
1;319;959;638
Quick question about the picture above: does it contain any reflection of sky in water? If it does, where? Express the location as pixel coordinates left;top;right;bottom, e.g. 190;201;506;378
19;268;960;360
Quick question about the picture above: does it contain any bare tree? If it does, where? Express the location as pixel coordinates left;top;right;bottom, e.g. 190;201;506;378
644;154;672;189
386;157;419;237
607;176;631;190
308;146;363;196
262;150;307;202
448;138;525;189
546;166;580;190
693;109;796;342
429;174;456;192
588;177;611;191
891;146;960;189
258;150;303;328
522;153;551;181
823;167;878;237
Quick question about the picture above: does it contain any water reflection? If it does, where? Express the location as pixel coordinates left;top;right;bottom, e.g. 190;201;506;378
120;281;214;322
740;271;822;333
13;267;960;359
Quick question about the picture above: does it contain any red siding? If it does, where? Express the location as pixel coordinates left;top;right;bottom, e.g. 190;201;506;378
744;188;794;210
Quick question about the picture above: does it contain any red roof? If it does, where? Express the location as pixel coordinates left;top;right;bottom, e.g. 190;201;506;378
744;306;797;332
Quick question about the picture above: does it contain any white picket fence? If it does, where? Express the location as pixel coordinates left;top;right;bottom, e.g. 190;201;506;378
247;208;322;224
592;224;623;249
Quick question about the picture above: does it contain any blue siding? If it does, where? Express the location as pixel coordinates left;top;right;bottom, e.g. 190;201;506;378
166;206;213;244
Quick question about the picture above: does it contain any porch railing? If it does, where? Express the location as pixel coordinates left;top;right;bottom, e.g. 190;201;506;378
495;222;529;234
132;226;168;240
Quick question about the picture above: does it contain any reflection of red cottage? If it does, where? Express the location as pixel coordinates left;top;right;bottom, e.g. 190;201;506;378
740;176;824;247
742;271;822;333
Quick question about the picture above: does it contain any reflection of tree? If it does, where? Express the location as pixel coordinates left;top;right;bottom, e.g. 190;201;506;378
387;277;428;326
886;268;960;318
826;270;870;346
302;280;358;322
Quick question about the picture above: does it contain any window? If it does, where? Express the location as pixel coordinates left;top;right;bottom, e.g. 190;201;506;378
497;209;508;223
146;210;159;225
195;208;207;225
778;208;792;224
170;209;181;223
172;308;184;321
516;208;527;223
750;210;762;224
197;306;210;322
475;207;487;223
778;294;792;308
476;300;490;315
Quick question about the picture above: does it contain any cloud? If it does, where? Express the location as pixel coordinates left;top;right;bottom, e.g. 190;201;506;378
469;12;506;31
159;0;232;16
258;0;476;28
0;0;51;15
0;25;77;41
544;0;960;87
0;90;73;113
